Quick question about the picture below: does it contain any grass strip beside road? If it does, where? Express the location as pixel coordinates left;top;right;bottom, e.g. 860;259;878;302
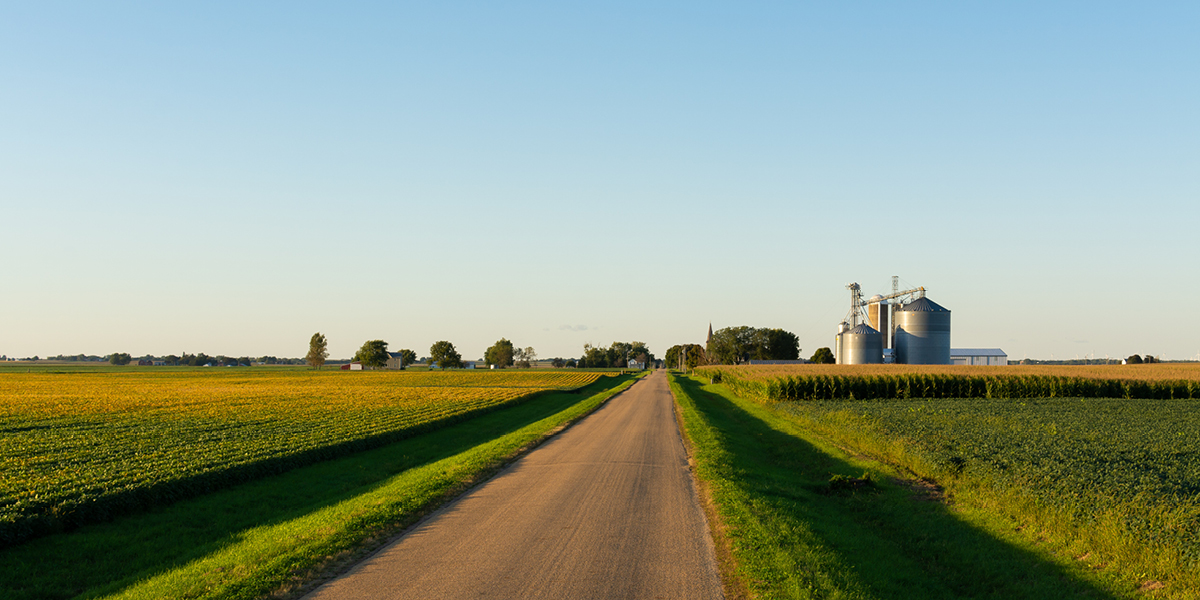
1;374;640;600
668;373;1134;600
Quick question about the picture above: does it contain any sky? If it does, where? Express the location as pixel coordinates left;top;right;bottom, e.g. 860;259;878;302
2;2;1198;362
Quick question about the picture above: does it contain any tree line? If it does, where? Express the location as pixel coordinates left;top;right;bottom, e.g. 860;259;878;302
576;341;653;369
665;326;836;367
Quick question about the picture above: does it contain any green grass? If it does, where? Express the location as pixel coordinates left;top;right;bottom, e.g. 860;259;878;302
0;374;638;600
668;373;1135;600
773;396;1200;597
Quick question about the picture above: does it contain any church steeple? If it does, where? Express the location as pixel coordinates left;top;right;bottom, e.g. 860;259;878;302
707;322;713;345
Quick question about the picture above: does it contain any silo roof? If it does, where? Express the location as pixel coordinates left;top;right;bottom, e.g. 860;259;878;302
846;324;881;335
897;297;949;312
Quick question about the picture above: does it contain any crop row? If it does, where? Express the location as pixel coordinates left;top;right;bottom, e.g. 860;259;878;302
0;370;605;548
702;363;1200;382
695;367;1200;402
773;395;1200;565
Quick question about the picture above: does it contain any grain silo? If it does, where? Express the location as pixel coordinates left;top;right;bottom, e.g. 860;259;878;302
841;324;884;364
868;295;889;348
894;297;951;364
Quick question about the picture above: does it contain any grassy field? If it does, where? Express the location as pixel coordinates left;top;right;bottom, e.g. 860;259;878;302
0;369;606;547
671;371;1197;598
0;373;640;600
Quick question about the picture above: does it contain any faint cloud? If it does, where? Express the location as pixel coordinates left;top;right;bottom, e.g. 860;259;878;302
559;325;589;332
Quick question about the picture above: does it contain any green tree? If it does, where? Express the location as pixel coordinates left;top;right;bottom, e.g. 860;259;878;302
709;326;800;364
629;341;654;365
608;342;632;368
485;338;515;368
760;328;800;360
1127;354;1143;365
515;346;536;368
429;341;463;369
579;343;609;368
354;340;390;368
108;352;131;366
397;349;417;367
665;344;706;370
707;326;754;364
306;332;329;370
810;347;836;364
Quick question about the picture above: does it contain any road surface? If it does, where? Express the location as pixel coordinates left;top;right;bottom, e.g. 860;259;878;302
303;370;723;599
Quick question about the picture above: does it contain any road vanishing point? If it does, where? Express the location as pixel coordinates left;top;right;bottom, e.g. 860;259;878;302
303;370;724;599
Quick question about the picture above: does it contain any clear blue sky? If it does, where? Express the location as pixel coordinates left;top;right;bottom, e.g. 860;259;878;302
2;2;1197;362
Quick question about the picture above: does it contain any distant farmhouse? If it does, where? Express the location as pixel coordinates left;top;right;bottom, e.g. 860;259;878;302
386;352;406;370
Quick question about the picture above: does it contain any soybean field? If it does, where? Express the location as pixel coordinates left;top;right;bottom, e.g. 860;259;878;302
0;369;605;548
769;392;1200;594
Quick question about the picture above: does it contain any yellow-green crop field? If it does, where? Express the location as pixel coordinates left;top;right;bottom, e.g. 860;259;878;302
703;362;1200;382
0;369;604;548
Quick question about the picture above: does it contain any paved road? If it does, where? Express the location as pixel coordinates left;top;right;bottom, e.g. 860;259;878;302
303;370;723;600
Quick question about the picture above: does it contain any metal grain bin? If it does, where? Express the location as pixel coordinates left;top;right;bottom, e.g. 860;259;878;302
894;297;951;364
868;295;889;348
841;323;884;364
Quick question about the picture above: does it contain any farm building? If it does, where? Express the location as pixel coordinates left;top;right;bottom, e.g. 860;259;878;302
950;349;1008;366
386;352;406;370
340;362;364;371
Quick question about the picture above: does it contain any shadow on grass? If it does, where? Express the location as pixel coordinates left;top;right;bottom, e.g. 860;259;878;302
0;376;632;600
675;376;1120;600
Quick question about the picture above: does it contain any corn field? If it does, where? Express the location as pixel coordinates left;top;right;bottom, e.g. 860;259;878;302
695;365;1200;402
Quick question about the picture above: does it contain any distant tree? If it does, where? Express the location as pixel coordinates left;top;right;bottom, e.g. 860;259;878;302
759;328;800;360
551;357;566;368
354;340;390;368
809;347;836;364
485;338;515;368
1144;355;1158;364
429;341;463;369
108;352;131;366
707;326;754;364
397;349;417;367
579;343;609;368
307;333;329;370
629;341;654;365
565;358;577;368
708;326;801;364
163;354;180;366
515;346;536;368
608;342;632;368
665;344;706;370
1127;354;1143;365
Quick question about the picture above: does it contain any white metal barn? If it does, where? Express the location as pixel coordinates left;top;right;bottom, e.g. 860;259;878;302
950;349;1008;366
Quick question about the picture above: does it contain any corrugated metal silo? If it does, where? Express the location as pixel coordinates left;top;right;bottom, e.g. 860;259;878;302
835;322;846;364
868;295;889;348
841;324;884;364
894;297;951;364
